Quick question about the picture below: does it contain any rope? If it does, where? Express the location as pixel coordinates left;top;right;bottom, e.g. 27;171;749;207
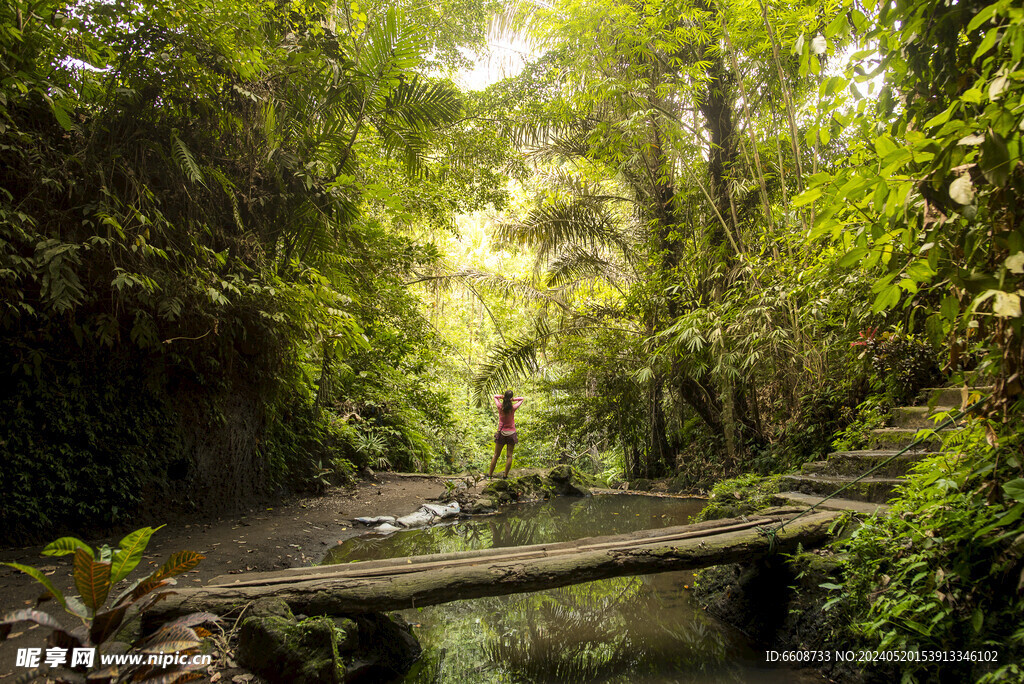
762;393;990;551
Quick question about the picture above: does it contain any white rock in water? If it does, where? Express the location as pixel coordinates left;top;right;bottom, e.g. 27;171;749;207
421;502;460;518
354;516;396;525
375;523;402;533
396;510;435;527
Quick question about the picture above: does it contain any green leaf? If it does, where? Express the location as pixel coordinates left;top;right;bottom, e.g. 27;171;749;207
824;14;848;39
873;136;898;158
961;88;984;104
923;104;956;129
871;283;902;312
110;526;162;584
792;186;822;207
838;247;868;268
973;26;1000;62
1004;478;1024;502
48;99;73;131
972;608;983;633
1;563;67;611
980;130;1010;187
42;537;93;558
903;619;931;635
967;3;999;32
941;295;960;322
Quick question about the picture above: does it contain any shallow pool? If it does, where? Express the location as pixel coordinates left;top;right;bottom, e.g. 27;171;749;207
322;495;821;683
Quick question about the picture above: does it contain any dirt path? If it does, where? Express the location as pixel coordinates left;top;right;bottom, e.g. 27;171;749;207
0;472;470;680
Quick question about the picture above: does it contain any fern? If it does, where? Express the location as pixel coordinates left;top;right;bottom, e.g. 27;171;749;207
170;135;204;186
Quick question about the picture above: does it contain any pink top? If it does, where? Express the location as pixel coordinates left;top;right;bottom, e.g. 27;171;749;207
494;395;525;431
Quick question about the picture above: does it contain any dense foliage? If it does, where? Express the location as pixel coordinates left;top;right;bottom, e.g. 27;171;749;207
3;0;1024;676
834;424;1024;683
0;0;508;540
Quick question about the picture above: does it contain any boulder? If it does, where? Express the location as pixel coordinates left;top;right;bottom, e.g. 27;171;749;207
236;608;421;683
545;465;590;497
237;614;347;683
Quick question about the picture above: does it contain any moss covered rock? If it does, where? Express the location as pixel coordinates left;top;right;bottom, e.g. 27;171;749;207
697;473;781;521
235;599;420;683
544;465;590;497
237;614;347;683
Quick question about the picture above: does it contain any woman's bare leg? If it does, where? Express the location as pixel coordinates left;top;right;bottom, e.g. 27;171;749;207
488;442;502;477
503;443;515;478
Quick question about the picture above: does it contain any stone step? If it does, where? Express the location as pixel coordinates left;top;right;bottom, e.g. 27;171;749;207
776;491;890;516
865;427;951;450
802;450;937;478
923;386;992;408
961;370;991;385
779;473;903;504
889;406;956;429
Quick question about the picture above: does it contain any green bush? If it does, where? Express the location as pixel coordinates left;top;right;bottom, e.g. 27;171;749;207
860;332;943;406
0;360;181;542
750;382;865;474
696;474;781;522
831;396;893;452
828;422;1024;683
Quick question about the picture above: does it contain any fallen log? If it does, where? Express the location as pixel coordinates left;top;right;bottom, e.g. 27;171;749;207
207;511;800;588
145;510;838;622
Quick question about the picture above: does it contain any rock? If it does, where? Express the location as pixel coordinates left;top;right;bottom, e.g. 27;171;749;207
481;478;516;504
375;523;402;533
515;473;545;494
629;478;653;491
420;502;460;518
237;615;347;683
345;613;422;682
545;465;590;497
353;516;396;526
666;473;691;493
332;617;359;654
237;610;420;683
468;499;496;514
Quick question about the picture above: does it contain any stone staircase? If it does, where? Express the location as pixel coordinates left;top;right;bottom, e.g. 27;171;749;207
777;384;989;515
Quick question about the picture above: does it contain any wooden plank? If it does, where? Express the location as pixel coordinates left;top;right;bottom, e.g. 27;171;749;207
146;510;838;622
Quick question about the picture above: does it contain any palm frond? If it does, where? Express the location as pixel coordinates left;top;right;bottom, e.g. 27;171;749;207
470;323;547;403
471;319;592;403
495;197;624;258
376;122;430;176
384;76;461;130
359;8;425;81
410;267;569;310
545;247;615;288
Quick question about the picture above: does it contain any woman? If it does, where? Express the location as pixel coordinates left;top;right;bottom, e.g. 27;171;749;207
488;390;525;479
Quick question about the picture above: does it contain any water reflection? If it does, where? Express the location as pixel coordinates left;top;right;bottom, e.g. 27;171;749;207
323;495;819;684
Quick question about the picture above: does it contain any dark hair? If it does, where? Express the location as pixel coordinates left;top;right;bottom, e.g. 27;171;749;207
502;390;514;414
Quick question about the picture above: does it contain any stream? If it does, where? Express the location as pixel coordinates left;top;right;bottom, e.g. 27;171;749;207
322;495;821;683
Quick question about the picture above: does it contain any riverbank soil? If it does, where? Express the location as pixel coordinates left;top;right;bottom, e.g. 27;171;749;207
0;472;470;681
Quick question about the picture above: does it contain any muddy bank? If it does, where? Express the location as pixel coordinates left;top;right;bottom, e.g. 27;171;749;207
0;468;603;682
0;473;462;681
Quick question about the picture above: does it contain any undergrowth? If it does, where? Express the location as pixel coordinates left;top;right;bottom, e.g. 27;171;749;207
822;420;1024;683
696;474;781;522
